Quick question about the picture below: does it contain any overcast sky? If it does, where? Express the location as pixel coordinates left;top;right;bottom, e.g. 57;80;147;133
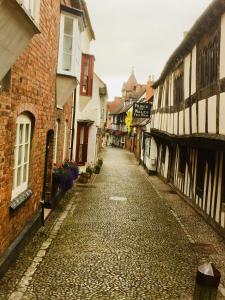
86;0;212;100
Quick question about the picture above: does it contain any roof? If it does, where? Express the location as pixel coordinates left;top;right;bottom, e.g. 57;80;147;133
107;98;124;114
153;0;225;88
122;70;138;91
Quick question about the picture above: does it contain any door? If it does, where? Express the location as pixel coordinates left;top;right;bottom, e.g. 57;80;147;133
42;130;54;208
76;123;89;165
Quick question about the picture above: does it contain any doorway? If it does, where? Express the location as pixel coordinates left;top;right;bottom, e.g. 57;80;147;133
76;123;90;165
42;130;54;216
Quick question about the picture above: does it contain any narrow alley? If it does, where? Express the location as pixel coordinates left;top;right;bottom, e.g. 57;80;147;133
2;148;225;299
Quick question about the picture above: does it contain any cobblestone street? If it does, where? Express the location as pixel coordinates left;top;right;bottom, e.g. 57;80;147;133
1;148;225;299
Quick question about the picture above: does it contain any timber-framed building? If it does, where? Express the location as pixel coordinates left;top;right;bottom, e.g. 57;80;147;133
150;0;225;234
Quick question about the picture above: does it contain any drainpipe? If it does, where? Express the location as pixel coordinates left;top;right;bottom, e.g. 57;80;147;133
70;89;77;160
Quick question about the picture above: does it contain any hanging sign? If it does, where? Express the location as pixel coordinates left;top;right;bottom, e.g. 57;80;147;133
133;103;151;118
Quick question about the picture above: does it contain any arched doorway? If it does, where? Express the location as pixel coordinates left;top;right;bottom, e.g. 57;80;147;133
42;130;54;211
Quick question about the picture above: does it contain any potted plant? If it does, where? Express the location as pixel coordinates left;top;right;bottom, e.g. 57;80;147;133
94;164;101;174
63;160;79;180
86;165;93;178
79;172;89;184
98;158;103;167
60;167;74;191
53;164;73;191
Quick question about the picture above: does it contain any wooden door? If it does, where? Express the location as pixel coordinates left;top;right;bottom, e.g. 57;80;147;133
76;123;89;165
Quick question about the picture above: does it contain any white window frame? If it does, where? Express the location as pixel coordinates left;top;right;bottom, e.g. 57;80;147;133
58;13;81;77
21;0;40;22
54;121;59;164
12;114;32;199
62;121;68;162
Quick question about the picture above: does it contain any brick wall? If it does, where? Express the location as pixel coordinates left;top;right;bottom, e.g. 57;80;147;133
0;0;73;256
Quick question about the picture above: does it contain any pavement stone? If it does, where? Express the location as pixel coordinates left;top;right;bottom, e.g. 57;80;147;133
1;148;225;299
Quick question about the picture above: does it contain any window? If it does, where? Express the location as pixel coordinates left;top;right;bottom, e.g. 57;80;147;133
12;114;32;199
157;85;163;108
63;121;68;162
53;121;59;164
58;14;81;77
199;34;220;89
174;71;184;107
165;79;169;107
80;54;94;96
62;17;73;72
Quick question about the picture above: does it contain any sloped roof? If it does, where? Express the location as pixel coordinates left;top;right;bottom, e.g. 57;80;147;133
153;0;225;88
108;97;124;114
122;70;138;91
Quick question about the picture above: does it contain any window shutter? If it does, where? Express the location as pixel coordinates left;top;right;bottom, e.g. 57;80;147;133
87;56;94;96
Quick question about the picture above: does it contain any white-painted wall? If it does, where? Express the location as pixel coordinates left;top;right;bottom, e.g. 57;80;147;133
80;30;91;53
179;111;184;135
191;46;197;95
192;104;197;133
198;100;206;133
185;108;190;135
208;95;217;134
219;92;225;135
220;13;225;79
184;54;191;100
149;138;158;172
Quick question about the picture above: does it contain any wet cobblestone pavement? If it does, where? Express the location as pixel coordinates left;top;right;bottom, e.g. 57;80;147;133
1;148;225;299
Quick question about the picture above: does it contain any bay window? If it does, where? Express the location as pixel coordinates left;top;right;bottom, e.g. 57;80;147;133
58;13;81;77
12;114;32;199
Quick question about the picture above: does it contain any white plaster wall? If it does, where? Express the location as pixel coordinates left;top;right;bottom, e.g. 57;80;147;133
220;13;225;79
164;146;170;178
198;100;206;133
174;112;178;135
164;113;168;132
184;54;191;100
80;30;91;53
179;111;184;135
78;74;104;126
219;93;225;135
72;87;80;160
170;73;174;106
208;95;217;134
185;108;190;135
171;113;174;135
191;46;197;95
149;138;158;171
87;125;97;163
153;87;159;110
192;104;197;133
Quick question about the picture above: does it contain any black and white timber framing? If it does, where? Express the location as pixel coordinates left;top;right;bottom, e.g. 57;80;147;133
150;0;225;234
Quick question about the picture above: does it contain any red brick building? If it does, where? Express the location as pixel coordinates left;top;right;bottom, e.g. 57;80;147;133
0;0;91;276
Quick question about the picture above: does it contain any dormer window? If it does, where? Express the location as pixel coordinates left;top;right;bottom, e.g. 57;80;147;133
80;54;94;96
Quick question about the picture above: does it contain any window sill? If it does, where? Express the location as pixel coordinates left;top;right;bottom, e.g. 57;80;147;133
10;189;33;211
